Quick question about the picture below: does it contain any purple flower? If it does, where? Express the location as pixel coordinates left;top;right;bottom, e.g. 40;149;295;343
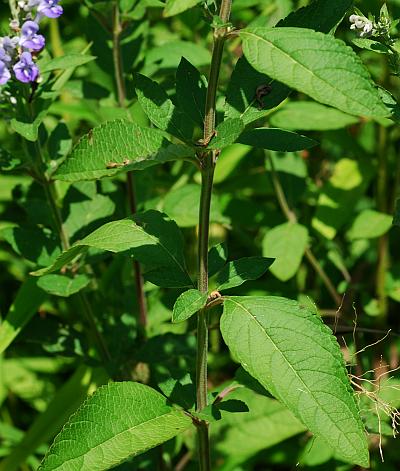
1;36;19;58
20;21;45;51
37;0;63;19
13;52;39;83
0;48;12;66
0;60;11;85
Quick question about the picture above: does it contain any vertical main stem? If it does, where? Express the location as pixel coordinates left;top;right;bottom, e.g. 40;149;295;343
196;1;231;470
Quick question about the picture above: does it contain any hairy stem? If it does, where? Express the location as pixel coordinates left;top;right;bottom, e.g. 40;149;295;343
196;1;231;469
112;1;148;327
267;154;342;307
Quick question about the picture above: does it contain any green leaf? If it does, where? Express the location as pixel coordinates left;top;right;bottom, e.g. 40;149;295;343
276;0;352;31
225;56;291;125
240;27;388;118
237;128;317;152
163;184;229;227
225;0;354;125
270;101;359;131
2;226;61;267
220;296;369;467
54;119;194;181
176;57;207;126
40;54;96;73
31;210;193;288
347;210;393;240
262;222;308;281
212;387;306;467
216;257;273;291
164;0;201;17
37;274;90;297
394;199;400;227
134;74;193;141
172;289;208;323
312;158;374;239
352;38;390;54
208;118;244;150
39;382;192;471
208;243;228;277
0;277;46;354
10;110;48;142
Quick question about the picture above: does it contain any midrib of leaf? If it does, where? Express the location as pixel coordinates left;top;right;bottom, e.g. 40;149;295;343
225;298;362;455
48;410;188;470
241;31;375;115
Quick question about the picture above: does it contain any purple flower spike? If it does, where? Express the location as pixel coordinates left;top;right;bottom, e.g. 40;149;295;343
0;60;11;85
20;21;45;51
13;52;39;83
37;0;63;19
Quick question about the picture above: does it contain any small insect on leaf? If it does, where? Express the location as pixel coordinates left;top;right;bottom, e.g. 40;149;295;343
255;84;273;109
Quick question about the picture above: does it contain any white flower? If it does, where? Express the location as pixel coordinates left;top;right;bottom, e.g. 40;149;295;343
349;14;375;37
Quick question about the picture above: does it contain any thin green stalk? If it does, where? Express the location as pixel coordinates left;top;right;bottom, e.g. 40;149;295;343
267;154;342;307
196;1;232;470
376;125;389;322
112;2;148;328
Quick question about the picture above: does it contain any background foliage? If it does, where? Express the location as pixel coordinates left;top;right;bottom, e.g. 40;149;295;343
1;0;400;470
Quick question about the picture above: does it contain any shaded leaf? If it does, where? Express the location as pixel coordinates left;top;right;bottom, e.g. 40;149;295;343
0;278;46;354
41;54;96;73
134;74;193;141
176;57;207;126
208;243;228;277
216;256;273;291
312;158;374;239
220;296;369;467
237;127;317;151
31;210;193;288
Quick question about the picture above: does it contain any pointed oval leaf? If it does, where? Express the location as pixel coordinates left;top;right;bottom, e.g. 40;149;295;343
208;118;244;150
39;382;192;471
220;296;369;467
134;74;193;141
270;101;359;131
240;27;388;118
31;211;193;288
55;119;194;181
172;289;208;323
237;127;317;151
216;256;274;291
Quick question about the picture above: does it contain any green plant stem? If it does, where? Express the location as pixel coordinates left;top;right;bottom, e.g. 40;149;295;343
196;1;232;470
112;2;148;328
267;154;342;307
376;125;389;322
